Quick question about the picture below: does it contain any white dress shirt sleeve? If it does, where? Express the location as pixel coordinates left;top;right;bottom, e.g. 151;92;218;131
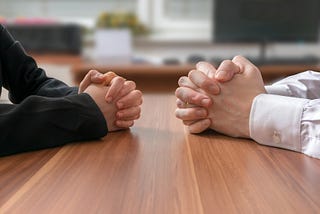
250;71;320;159
264;70;320;99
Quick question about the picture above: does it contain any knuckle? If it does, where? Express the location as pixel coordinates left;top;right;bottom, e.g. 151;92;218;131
88;69;97;75
134;114;140;120
187;69;197;78
220;59;229;65
175;87;182;97
196;61;205;68
106;71;117;77
135;90;143;97
232;55;243;61
220;59;233;67
128;80;136;88
137;107;141;114
178;76;187;86
113;76;124;82
175;109;181;118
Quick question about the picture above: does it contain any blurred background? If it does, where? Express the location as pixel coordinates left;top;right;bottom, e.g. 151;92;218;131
1;0;320;99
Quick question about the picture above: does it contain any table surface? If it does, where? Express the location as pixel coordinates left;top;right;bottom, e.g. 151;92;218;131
70;60;320;80
1;93;320;214
70;60;320;92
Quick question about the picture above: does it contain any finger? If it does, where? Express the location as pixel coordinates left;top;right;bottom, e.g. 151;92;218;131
215;60;240;82
183;120;197;126
116;106;141;120
196;61;217;78
116;90;143;109
178;76;198;89
117;81;136;98
231;55;258;74
115;120;134;128
102;71;118;85
175;107;208;121
176;99;196;108
78;70;104;93
105;76;126;103
175;87;212;108
188;70;220;95
188;119;211;133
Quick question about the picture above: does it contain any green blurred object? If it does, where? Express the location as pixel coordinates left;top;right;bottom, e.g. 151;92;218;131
96;12;148;36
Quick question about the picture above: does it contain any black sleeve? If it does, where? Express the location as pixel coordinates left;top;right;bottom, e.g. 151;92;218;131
0;24;108;156
0;24;77;103
0;93;108;156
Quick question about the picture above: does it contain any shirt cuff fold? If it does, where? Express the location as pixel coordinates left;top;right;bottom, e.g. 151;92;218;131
265;85;291;96
250;94;308;152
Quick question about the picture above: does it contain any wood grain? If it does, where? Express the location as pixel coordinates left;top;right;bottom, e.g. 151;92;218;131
0;148;60;205
1;94;203;214
70;63;320;91
1;93;320;213
187;132;320;213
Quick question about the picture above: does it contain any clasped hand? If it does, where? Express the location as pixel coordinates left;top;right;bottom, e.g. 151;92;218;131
79;70;142;132
78;55;265;137
175;56;266;138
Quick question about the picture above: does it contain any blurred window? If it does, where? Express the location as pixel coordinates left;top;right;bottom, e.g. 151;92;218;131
0;0;136;19
137;0;212;40
0;0;212;40
163;0;211;20
151;0;211;29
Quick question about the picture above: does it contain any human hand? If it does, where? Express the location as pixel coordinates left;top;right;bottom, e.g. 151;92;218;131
175;60;241;133
78;70;125;103
79;70;142;128
84;83;142;132
177;56;266;137
113;85;143;128
206;56;266;137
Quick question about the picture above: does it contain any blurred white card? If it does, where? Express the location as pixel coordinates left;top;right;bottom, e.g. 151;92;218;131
94;29;132;61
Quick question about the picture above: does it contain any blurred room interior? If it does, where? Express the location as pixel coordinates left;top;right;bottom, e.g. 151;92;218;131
1;0;320;100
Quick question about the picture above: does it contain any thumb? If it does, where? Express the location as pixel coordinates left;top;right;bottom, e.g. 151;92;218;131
231;55;257;75
78;70;104;93
215;60;240;82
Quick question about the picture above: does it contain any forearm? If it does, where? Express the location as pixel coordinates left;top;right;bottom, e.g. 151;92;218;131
0;24;76;103
0;93;107;156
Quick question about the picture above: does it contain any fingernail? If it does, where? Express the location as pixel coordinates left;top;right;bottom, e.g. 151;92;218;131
201;98;211;107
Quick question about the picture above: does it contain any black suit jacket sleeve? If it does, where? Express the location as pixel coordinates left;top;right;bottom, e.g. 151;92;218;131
0;24;108;156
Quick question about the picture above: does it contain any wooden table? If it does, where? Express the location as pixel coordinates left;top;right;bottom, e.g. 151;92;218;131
30;53;82;66
71;62;320;92
1;93;319;213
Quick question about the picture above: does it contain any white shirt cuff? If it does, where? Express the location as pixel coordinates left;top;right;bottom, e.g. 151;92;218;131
250;94;308;152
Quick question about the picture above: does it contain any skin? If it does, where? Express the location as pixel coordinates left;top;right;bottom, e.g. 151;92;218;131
175;60;241;133
79;69;142;130
175;56;266;137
